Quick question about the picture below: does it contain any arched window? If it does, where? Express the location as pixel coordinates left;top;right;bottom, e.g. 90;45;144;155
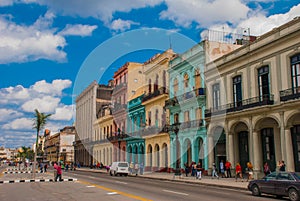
194;69;201;89
148;79;152;93
154;74;159;91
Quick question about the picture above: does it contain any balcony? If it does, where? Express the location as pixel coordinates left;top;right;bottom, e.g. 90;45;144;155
165;88;205;108
181;119;204;129
107;133;129;142
113;82;127;92
112;103;127;113
205;94;274;117
142;87;168;102
280;87;300;101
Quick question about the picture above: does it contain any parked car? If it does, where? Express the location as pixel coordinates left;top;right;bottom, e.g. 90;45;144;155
109;162;129;176
248;172;300;201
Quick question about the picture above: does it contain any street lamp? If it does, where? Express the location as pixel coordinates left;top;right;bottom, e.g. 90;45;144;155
173;122;181;176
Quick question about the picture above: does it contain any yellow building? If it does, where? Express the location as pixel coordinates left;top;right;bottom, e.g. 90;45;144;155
142;49;176;171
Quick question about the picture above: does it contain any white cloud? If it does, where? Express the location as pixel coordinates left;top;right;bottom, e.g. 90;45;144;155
21;96;60;113
110;19;140;32
51;105;74;121
0;109;23;122
0;13;66;64
59;24;98;36
31;79;72;96
0;0;13;6
2;117;33;130
0;85;30;104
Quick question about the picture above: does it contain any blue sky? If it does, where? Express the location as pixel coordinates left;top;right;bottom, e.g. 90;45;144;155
0;0;299;148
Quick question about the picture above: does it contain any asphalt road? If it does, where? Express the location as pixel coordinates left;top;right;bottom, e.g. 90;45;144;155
0;169;288;201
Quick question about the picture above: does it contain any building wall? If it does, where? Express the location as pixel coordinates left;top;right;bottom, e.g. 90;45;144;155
205;17;300;177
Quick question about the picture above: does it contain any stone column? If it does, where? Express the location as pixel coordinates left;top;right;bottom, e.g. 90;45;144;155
228;132;234;165
253;130;261;178
208;134;214;175
249;118;254;164
280;112;286;162
285;128;295;172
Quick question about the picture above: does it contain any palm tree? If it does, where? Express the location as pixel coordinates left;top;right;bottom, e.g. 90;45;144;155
32;109;51;178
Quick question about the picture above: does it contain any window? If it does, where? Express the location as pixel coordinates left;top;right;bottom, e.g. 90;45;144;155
174;113;179;124
258;66;270;101
163;70;166;91
212;83;220;109
148;79;152;93
195;108;202;120
154;75;159;91
184;111;190;122
195;69;201;89
291;54;300;93
173;78;179;96
148;111;152;126
233;76;242;107
184;73;189;88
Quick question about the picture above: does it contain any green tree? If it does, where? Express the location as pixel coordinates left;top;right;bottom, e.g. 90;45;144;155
32;109;51;178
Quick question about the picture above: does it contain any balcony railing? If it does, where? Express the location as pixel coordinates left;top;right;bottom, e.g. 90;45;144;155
181;119;204;129
205;94;274;117
107;133;129;142
112;103;127;113
165;88;205;107
280;87;300;101
113;82;127;92
142;87;168;102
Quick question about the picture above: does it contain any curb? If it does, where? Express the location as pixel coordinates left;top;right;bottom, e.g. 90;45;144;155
0;178;78;184
4;171;39;174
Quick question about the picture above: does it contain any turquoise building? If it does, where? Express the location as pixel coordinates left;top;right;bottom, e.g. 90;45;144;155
126;94;145;164
165;42;208;170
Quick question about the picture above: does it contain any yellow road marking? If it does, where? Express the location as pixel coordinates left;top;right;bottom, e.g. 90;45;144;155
78;180;153;201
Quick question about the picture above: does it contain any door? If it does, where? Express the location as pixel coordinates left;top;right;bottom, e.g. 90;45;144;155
233;76;242;107
260;172;277;194
291;125;300;172
261;128;276;172
238;131;249;172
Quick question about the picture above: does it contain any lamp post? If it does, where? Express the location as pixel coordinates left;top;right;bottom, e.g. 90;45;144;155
173;122;181;176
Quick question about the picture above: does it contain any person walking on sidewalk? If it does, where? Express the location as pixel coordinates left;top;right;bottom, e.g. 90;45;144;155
211;163;219;179
139;162;144;175
219;160;225;178
263;162;271;176
135;163;139;176
225;160;232;178
129;162;134;175
196;162;203;180
54;162;62;182
184;162;190;177
235;163;243;182
246;162;253;181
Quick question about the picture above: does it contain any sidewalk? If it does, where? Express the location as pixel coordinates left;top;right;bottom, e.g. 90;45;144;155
76;167;249;191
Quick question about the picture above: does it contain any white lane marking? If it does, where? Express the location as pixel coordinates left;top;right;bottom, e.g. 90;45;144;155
86;185;95;188
107;192;118;195
115;181;127;184
163;189;189;196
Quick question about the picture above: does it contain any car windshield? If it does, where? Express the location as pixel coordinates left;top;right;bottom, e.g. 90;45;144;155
294;172;300;180
118;163;128;167
264;172;277;180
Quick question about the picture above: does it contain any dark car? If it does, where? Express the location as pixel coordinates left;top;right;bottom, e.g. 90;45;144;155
248;172;300;201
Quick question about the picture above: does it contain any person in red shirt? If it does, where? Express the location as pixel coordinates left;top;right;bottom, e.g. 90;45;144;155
54;162;62;182
235;163;243;182
225;160;232;178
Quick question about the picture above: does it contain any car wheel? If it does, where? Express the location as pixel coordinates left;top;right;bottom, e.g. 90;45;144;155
289;188;300;201
124;173;128;177
251;185;261;196
109;171;113;176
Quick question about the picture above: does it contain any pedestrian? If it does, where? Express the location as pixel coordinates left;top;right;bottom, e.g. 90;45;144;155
134;163;139;176
65;163;69;171
139;162;144;175
235;163;243;182
263;162;271;176
219;160;225;178
225;160;232;178
184;162;190;177
246;162;253;181
196;162;203;180
279;160;286;171
54;162;62;182
39;162;44;173
44;163;48;172
129;162;134;175
211;163;219;179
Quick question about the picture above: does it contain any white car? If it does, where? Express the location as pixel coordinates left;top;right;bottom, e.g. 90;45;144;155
109;162;129;176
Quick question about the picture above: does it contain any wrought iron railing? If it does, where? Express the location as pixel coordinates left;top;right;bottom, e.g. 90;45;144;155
165;88;205;107
142;87;168;102
280;87;300;101
205;94;274;117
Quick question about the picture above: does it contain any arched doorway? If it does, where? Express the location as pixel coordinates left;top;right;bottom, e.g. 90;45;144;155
238;131;249;172
183;139;192;165
195;137;204;166
261;128;276;171
122;146;126;161
147;145;153;171
134;145;138;163
154;144;160;170
140;144;145;165
214;127;226;167
128;146;132;163
162;143;168;168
